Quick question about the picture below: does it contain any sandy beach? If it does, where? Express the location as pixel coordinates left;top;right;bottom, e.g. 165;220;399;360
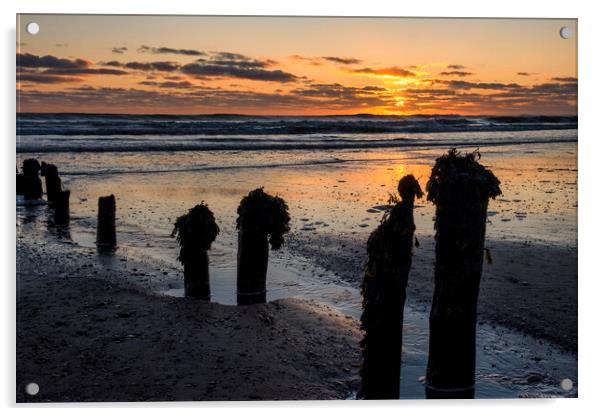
16;238;361;402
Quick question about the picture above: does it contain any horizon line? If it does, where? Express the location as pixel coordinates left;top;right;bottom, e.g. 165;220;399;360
16;111;578;118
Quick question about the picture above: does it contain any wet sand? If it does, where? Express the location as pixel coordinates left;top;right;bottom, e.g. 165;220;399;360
16;240;361;402
288;233;577;353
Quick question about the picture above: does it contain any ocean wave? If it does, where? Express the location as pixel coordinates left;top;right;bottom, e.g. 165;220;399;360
17;136;577;154
17;113;577;136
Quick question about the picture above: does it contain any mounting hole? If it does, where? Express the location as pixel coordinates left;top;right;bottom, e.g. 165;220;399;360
560;378;573;391
26;22;40;35
25;382;39;396
559;26;572;40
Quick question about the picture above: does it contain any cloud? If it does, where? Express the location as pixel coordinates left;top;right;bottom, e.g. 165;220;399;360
447;64;466;70
517;72;533;76
43;68;128;75
439;71;474;77
103;60;180;72
438;80;521;90
18;74;83;84
321;56;363;65
17;53;128;84
347;66;416;77
181;52;298;82
139;80;194;89
55;43;68;48
290;54;363;66
112;47;128;54
17;81;397;113
138;45;205;56
102;52;296;82
17;53;90;69
551;77;577;83
398;79;577;114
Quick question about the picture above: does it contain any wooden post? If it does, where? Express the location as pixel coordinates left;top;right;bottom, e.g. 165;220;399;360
97;195;116;248
41;162;62;204
358;175;423;400
236;188;290;306
53;190;70;225
236;228;269;305
172;203;219;301
21;159;43;200
424;149;501;399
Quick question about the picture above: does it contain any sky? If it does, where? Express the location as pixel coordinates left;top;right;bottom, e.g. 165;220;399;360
16;15;577;115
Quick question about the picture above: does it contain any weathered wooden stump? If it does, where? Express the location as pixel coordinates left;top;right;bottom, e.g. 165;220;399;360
236;188;290;305
53;190;70;225
358;175;423;400
21;159;43;200
172;203;219;300
424;149;501;399
41;162;62;203
16;166;24;195
96;195;116;249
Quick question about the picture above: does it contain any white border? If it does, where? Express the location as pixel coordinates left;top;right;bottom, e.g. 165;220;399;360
2;1;600;415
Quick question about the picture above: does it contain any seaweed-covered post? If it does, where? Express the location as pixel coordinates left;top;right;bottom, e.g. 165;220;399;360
424;149;501;399
21;159;43;200
171;203;220;300
96;195;117;249
236;188;290;305
358;175;423;400
40;162;62;203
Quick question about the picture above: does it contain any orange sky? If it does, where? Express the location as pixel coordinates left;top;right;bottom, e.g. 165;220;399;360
17;15;577;115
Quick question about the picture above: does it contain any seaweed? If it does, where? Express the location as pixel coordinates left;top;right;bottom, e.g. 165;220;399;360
236;188;290;250
172;202;220;263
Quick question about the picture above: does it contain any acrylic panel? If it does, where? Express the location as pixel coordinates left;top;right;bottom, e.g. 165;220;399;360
16;14;577;402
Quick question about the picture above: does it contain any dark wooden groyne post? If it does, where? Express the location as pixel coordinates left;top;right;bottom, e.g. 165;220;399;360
236;188;290;305
424;149;501;399
40;162;62;203
97;195;117;249
171;203;220;300
53;190;71;225
21;159;43;200
358;175;423;400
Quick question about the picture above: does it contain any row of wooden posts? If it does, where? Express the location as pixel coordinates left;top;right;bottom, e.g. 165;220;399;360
17;149;500;400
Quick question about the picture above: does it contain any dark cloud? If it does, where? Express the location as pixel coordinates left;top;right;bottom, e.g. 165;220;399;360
139;80;194;89
439;71;474;77
104;60;181;72
17;81;396;113
138;45;205;56
517;72;533;76
17;53;89;69
551;77;577;83
182;52;297;82
321;56;363;65
399;79;577;114
447;64;466;70
348;66;416;77
112;47;128;54
17;53;128;84
18;74;83;84
43;68;128;76
103;52;295;82
443;80;521;90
